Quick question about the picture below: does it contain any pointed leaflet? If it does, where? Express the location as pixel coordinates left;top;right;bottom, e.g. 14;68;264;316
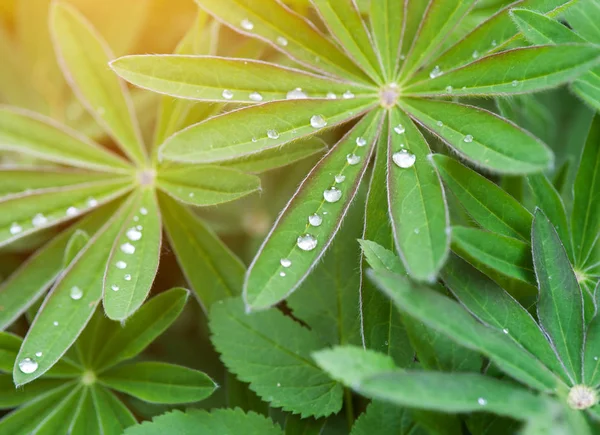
90;386;136;433
159;193;245;310
584;282;600;386
572;115;600;268
405;45;600;96
103;189;161;320
387;109;449;282
244;110;383;311
157;165;260;207
0;107;131;172
70;389;102;435
311;0;382;83
532;209;584;385
63;230;90;267
0;376;67;409
195;0;369;82
369;0;403;81
27;387;84;434
368;269;559;391
210;298;343;418
0;179;132;248
431;155;533;240
13;195;137;386
160;98;374;163
401;99;553;174
112;55;371;103
441;254;567;382
50;2;146;165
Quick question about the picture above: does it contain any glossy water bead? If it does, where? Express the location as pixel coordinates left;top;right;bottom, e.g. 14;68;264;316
297;234;318;251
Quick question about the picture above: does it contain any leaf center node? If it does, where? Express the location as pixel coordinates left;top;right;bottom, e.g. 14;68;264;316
379;83;401;109
81;370;96;386
567;384;597;410
138;168;156;187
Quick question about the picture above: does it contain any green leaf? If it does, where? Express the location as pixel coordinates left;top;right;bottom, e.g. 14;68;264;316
283;414;327;435
432;155;532;240
90;385;136;433
0;107;131;172
510;9;586;45
584;281;600;386
50;2;146;165
405;45;600;96
451;226;536;285
160;99;374;164
0;375;67;409
565;0;600;42
369;0;403;81
387;109;449;282
532;209;584;385
368;269;559;391
100;361;216;404
103;189;162;320
350;400;418;435
0;332;22;371
93;288;189;370
209;298;342;418
124;408;284;435
359;240;404;275
159;193;245;310
112;55;372;103
194;0;370;82
19;385;83;433
401;99;553;174
63;229;90;267
157;165;261;207
572;114;600;269
13;195;136;386
244;110;383;311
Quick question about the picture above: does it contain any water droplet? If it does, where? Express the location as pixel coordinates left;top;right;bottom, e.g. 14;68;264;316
276;36;288;46
326;92;337;99
310;115;327;129
478;397;487;406
342;90;355;99
286;88;307;99
297;234;318;251
133;216;139;222
472;50;479;59
111;284;119;291
392;150;416;168
277;382;281;387
32;213;47;227
394;124;405;134
511;80;518;87
124;274;132;281
280;258;292;268
66;206;78;217
400;54;406;60
116;261;127;269
436;121;443;127
356;137;367;147
414;228;420;234
323;187;342;203
222;89;233;100
136;225;143;231
251;137;257;142
18;358;38;374
464;134;474;143
446;85;453;93
35;352;42;357
279;272;286;277
347;153;361;165
267;129;280;139
595;356;599;361
240;19;254;30
53;321;59;326
121;243;135;255
70;286;83;300
188;192;195;198
87;197;98;207
126;228;142;241
335;174;346;183
503;328;509;334
140;207;148;216
249;92;263;102
491;40;497;47
308;214;322;226
429;65;443;79
9;223;22;235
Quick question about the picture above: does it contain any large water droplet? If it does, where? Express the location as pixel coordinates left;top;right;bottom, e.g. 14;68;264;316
249;92;263;102
297;234;318;251
512;80;518;87
267;129;280;139
140;207;148;215
286;88;307;99
121;243;135;255
240;19;254;30
429;65;443;79
342;90;355;99
392;150;416;168
222;89;234;100
323;187;342;203
18;358;38;374
276;36;288;46
446;85;453;93
9;223;22;235
326;92;337;99
356;137;367;147
126;228;142;241
347;153;361;165
478;398;487;406
116;261;127;269
335;174;346;183
70;286;83;300
53;321;59;326
66;206;78;217
394;124;405;134
308;213;322;226
280;258;292;268
310;115;327;128
32;213;47;227
464;134;474;143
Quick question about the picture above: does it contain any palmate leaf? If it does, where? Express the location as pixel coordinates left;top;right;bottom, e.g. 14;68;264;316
584;281;600;386
69;387;134;435
369;0;403;81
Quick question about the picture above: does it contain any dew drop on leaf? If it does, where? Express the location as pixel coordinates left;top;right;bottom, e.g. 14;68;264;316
429;65;443;79
249;92;263;102
464;135;474;143
276;36;288;46
222;89;234;100
32;213;48;227
472;50;479;59
326;92;337;99
335;174;346;183
124;274;132;281
286;88;307;100
140;207;148;216
267;129;280;139
279;272;286;277
512;80;518;87
503;328;509;334
53;321;59;326
121;243;136;255
392;150;416;169
323;187;342;203
126;228;142;241
87;197;98;207
240;19;254;31
280;258;292;268
446;86;453;93
356;137;367;147
436;121;443;127
394;124;405;134
9;223;22;235
478;398;487;406
310;115;327;128
346;153;361;165
116;261;127;269
342;90;355;99
111;284;119;291
70;286;83;300
308;213;322;227
297;234;318;251
66;206;79;217
35;352;42;357
18;358;38;374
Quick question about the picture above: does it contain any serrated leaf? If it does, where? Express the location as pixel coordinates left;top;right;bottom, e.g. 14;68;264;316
402;99;553;174
160;99;374;164
387;109;449;282
244;110;383;311
124;408;284;435
50;2;146;165
100;361;216;404
209;298;342;418
63;229;90;267
283;414;327;435
432;155;532;240
159;193;245;310
532;209;584;385
112;55;370;103
369;0;403;81
157;165;260;207
510;9;586;45
13;195;136;386
103;189;161;320
0;107;131;172
350;400;418;435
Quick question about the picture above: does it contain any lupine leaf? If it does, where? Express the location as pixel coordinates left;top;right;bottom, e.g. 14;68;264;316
0;375;67;409
124;408;284;435
0;333;22;371
159;193;245;310
244;110;383;311
112;55;371;103
584;281;600;386
160;99;374;163
50;2;146;165
90;386;136;433
565;0;600;42
399;2;430;68
432;155;532;240
157;165;261;206
26;386;83;434
532;209;584;385
100;361;216;404
401;99;553;174
369;0;403;81
510;9;586;45
13;195;136;386
70;389;100;435
103;189;161;320
387;109;449;282
63;230;90;267
209;298;343;418
0;107;131;172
